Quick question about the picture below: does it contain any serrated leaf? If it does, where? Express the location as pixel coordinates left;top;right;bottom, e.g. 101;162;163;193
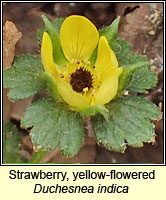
127;66;158;93
3;54;46;102
21;97;84;157
92;96;161;152
114;39;149;68
3;123;22;163
42;15;67;66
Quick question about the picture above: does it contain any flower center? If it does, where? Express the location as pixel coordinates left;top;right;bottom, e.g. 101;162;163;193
70;68;93;93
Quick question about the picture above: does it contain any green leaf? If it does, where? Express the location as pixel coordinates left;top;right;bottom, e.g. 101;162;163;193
3;54;46;102
42;15;67;66
114;39;149;68
21;97;84;157
127;66;158;93
3;123;22;163
92;95;161;152
99;16;120;49
29;149;47;163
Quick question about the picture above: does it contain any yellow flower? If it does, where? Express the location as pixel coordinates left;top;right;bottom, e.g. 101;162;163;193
41;15;123;113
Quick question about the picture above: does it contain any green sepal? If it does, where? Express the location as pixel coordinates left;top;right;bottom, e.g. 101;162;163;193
92;95;162;152
117;65;157;97
41;72;62;102
70;104;109;119
116;65;139;97
53;17;65;34
21;97;84;157
117;63;150;97
3;123;22;163
89;45;98;66
99;16;120;49
89;16;120;66
42;15;68;66
36;17;65;43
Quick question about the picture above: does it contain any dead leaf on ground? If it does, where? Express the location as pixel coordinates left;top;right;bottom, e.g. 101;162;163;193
3;20;22;69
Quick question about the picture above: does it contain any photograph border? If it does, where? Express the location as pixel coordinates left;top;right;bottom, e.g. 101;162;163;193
1;0;165;167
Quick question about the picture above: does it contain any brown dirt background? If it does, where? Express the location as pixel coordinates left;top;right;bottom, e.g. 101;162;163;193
3;2;164;164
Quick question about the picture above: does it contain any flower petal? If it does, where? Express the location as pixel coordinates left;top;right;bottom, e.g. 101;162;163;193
60;15;99;62
56;79;90;108
41;32;59;77
95;67;123;105
95;36;118;81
